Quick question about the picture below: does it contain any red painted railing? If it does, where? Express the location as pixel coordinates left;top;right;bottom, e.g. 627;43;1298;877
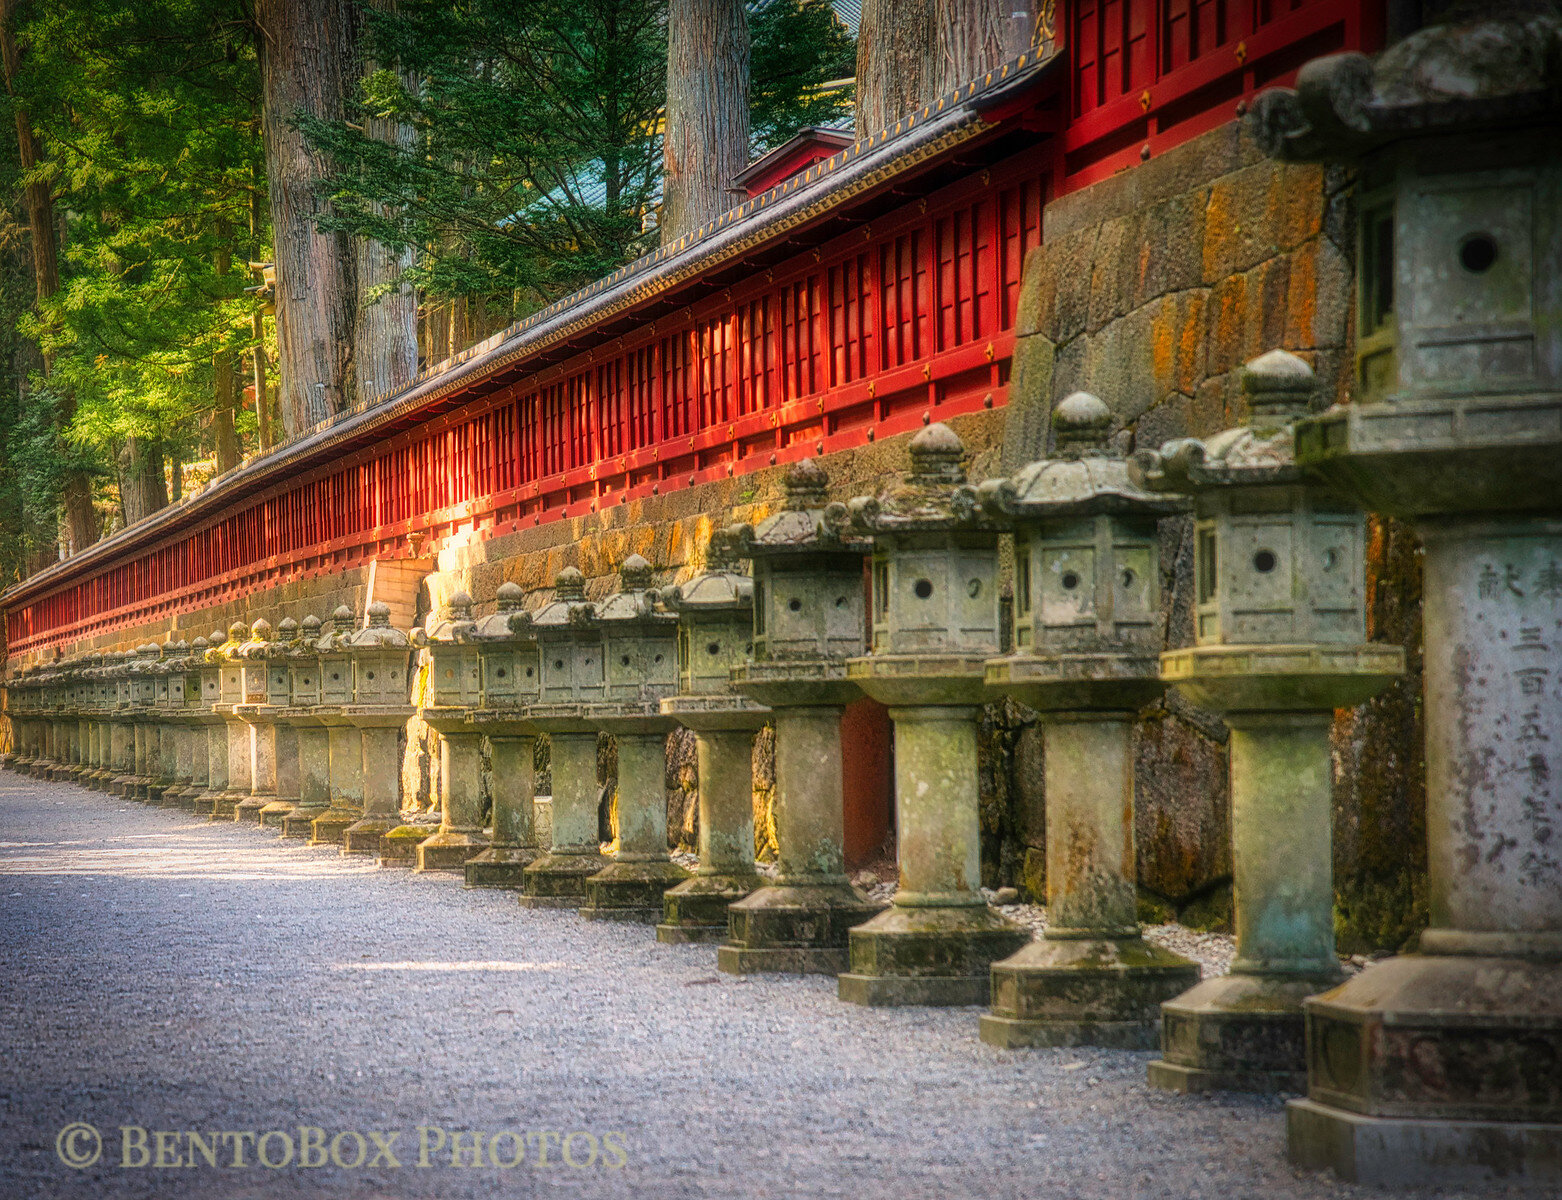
3;0;1380;659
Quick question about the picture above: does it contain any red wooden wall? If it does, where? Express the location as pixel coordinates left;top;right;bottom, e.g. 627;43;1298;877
4;0;1380;658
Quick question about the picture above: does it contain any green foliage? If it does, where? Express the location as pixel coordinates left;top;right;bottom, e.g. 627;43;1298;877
9;0;265;474
306;0;855;312
750;0;855;150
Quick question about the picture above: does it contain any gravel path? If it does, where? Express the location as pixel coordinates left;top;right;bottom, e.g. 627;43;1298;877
0;772;1505;1200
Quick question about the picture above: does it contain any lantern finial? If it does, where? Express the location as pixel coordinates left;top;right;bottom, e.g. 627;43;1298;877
1242;349;1313;425
783;458;829;510
1052;392;1113;459
908;422;966;484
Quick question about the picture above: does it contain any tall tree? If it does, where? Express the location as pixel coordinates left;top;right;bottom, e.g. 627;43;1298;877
255;0;360;435
855;0;935;134
305;0;852;332
935;0;1007;94
661;0;749;242
351;5;418;407
0;0;99;556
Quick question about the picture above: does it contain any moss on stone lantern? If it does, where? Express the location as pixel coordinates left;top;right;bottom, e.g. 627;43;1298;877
1251;11;1562;1182
279;615;331;837
333;602;415;855
464;582;545;888
517;568;611;907
979;392;1199;1048
657;527;768;943
574;555;690;923
836;423;1028;1007
233;620;280;822
1135;351;1403;1095
719;459;883;977
301;606;365;845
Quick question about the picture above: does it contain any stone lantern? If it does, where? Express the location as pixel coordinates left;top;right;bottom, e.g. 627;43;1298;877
336;602;414;854
1133;351;1403;1094
144;641;176;804
233;620;281;822
413;591;489;870
193;631;230;817
255;619;303;828
1250;13;1562;1183
298;605;362;844
280;615;332;840
167;636;212;809
576;555;690;921
465;582;544;888
209;621;253;820
657;528;768;942
719;459;883;976
834;424;1029;1006
123;643;162;801
976;393;1199;1046
518;568;611;906
153;640;193;806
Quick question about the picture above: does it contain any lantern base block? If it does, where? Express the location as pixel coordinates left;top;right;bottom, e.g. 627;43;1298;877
189;788;221;817
717;882;884;975
464;845;538;889
340;813;400;854
519;850;610;905
980;934;1200;1048
579;858;692;922
1285;952;1562;1182
208;790;246;820
157;782;192;807
376;824;431;867
838;903;1029;1007
656;871;764;943
258;799;298;828
281;804;329;839
1147;970;1342;1094
1287;1100;1562;1187
415;829;489;871
308;806;362;847
233;796;271;822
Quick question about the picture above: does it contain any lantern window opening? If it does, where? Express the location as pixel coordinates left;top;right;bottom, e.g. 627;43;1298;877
1197;526;1217;606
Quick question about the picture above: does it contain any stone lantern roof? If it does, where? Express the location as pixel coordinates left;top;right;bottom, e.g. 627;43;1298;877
1252;4;1562;163
1131;351;1314;493
665;529;754;613
532;567;595;629
473;581;533;640
347;601;412;649
420;591;477;645
736;459;869;558
316;605;356;653
592;555;672;627
837;423;998;535
983;393;1186;520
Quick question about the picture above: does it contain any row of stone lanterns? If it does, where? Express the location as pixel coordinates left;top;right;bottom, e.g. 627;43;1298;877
4;606;416;858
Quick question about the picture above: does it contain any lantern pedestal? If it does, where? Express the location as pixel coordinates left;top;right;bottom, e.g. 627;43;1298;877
837;668;1028;1006
379;824;431;867
980;661;1197;1047
282;722;332;837
259;721;301;827
1278;515;1562;1184
1147;647;1399;1093
210;714;251;819
343;719;410;854
233;708;278;822
193;720;227;816
520;728;609;906
464;727;540;888
309;719;364;846
718;685;883;976
657;702;767;943
417;723;490;871
581;720;691;921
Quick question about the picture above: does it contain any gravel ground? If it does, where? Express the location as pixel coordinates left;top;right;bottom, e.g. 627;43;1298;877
0;772;1507;1200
